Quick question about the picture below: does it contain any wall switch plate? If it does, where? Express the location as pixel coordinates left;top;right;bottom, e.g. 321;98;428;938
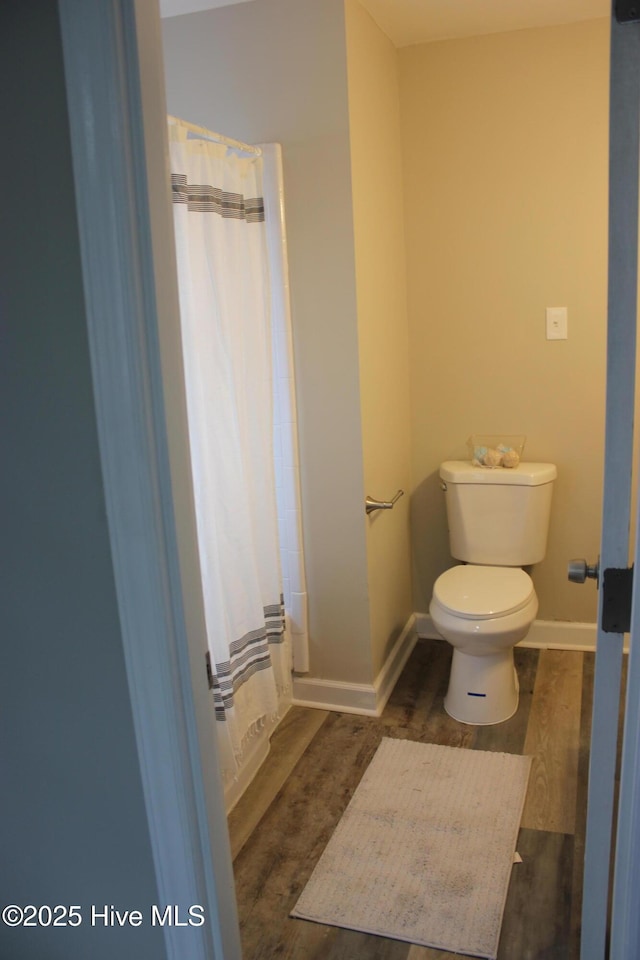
546;306;568;340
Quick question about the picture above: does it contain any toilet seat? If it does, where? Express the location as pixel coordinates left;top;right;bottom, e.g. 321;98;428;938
433;565;534;620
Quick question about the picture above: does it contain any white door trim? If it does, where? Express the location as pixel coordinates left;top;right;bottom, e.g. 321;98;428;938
57;2;240;958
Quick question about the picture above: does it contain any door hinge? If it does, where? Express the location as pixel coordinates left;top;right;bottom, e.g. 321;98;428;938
205;651;214;690
602;565;634;633
616;0;640;23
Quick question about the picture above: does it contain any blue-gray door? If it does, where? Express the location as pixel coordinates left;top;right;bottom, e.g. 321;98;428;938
580;6;640;958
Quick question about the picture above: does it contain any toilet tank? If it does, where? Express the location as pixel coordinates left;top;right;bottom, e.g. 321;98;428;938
440;461;557;566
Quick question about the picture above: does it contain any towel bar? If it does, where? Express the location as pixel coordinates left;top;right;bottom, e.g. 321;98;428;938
365;489;404;515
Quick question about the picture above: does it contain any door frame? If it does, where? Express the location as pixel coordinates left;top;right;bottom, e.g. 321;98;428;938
57;2;240;958
608;14;640;950
582;6;640;959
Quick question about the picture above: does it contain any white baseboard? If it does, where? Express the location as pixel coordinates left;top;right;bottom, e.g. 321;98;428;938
291;610;609;722
416;612;600;651
223;728;271;815
374;614;418;712
523;619;599;651
292;614;418;717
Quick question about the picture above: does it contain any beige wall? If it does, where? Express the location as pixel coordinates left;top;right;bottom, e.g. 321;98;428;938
345;0;413;675
400;19;609;622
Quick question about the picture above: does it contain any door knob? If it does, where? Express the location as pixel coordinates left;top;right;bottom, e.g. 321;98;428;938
568;558;600;585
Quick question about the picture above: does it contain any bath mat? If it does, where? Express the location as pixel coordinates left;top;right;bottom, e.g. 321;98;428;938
291;738;531;959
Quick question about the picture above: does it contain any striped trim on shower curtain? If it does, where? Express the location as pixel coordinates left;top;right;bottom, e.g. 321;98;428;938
171;173;265;221
211;596;285;720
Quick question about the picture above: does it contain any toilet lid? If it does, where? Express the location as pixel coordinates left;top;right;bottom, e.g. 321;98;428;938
433;566;534;620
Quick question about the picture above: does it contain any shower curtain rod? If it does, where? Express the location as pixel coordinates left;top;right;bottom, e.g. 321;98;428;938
168;114;262;157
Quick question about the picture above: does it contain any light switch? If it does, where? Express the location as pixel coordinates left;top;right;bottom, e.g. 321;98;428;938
546;306;568;340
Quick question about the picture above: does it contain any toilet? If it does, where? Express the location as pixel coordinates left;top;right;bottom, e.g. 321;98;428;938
429;460;557;725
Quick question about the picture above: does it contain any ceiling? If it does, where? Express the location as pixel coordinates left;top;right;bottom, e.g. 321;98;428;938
360;0;608;46
159;0;253;19
159;0;609;46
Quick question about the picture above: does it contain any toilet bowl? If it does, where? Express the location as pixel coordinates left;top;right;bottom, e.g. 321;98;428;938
430;564;538;725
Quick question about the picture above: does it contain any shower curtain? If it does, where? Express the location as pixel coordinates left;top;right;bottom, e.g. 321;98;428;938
168;117;293;789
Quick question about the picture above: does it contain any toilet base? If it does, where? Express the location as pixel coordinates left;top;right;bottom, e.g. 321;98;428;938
444;648;519;725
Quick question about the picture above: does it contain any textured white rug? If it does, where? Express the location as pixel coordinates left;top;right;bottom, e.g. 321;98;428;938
291;738;531;959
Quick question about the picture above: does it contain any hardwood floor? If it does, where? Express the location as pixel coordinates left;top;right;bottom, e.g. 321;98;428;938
229;638;593;959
